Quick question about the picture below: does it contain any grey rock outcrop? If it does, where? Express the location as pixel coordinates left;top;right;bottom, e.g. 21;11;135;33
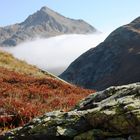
60;17;140;90
0;6;97;46
2;83;140;140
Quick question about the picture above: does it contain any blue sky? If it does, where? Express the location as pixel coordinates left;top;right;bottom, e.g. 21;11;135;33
0;0;140;32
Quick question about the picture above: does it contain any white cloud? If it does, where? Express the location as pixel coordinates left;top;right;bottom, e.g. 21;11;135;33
1;33;108;75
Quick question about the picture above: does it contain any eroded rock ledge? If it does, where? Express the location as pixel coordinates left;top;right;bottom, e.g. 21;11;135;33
2;83;140;140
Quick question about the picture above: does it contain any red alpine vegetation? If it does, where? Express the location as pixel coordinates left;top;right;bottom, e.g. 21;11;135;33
0;67;94;130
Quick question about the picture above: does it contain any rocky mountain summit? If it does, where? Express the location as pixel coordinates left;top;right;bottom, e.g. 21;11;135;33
60;17;140;90
0;6;97;46
2;83;140;140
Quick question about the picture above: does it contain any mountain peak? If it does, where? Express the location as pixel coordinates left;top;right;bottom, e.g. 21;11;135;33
40;6;54;13
40;6;50;11
0;6;97;46
21;6;54;26
37;6;65;22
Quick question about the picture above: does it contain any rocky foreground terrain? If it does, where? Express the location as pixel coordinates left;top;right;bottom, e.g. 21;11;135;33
0;6;97;46
60;17;140;90
2;83;140;140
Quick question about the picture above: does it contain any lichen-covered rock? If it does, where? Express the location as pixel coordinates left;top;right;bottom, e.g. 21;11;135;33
2;83;140;140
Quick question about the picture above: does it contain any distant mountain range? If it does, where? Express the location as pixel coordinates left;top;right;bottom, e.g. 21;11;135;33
0;6;97;46
60;17;140;90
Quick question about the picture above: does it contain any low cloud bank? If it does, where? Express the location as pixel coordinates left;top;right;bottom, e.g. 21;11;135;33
1;33;108;75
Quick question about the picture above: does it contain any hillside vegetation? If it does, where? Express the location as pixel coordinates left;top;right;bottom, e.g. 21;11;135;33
0;51;94;133
0;50;49;78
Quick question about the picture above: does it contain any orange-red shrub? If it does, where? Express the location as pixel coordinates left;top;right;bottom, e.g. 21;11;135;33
0;67;95;129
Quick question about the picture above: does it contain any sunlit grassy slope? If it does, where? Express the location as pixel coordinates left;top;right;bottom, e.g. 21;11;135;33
0;50;50;78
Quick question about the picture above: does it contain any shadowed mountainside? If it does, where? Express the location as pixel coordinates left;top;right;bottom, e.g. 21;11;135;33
60;17;140;90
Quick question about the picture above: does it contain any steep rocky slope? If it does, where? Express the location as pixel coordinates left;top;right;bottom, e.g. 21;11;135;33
0;6;97;46
60;17;140;90
2;83;140;140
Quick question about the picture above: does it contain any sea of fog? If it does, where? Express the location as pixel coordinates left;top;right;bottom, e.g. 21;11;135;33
1;33;108;75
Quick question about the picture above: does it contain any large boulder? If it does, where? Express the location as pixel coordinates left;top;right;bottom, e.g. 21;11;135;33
2;83;140;140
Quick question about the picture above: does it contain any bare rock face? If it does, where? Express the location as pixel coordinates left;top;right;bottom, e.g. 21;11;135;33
0;6;97;46
60;17;140;90
2;83;140;140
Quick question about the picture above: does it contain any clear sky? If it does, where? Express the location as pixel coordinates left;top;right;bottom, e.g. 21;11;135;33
0;0;140;32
